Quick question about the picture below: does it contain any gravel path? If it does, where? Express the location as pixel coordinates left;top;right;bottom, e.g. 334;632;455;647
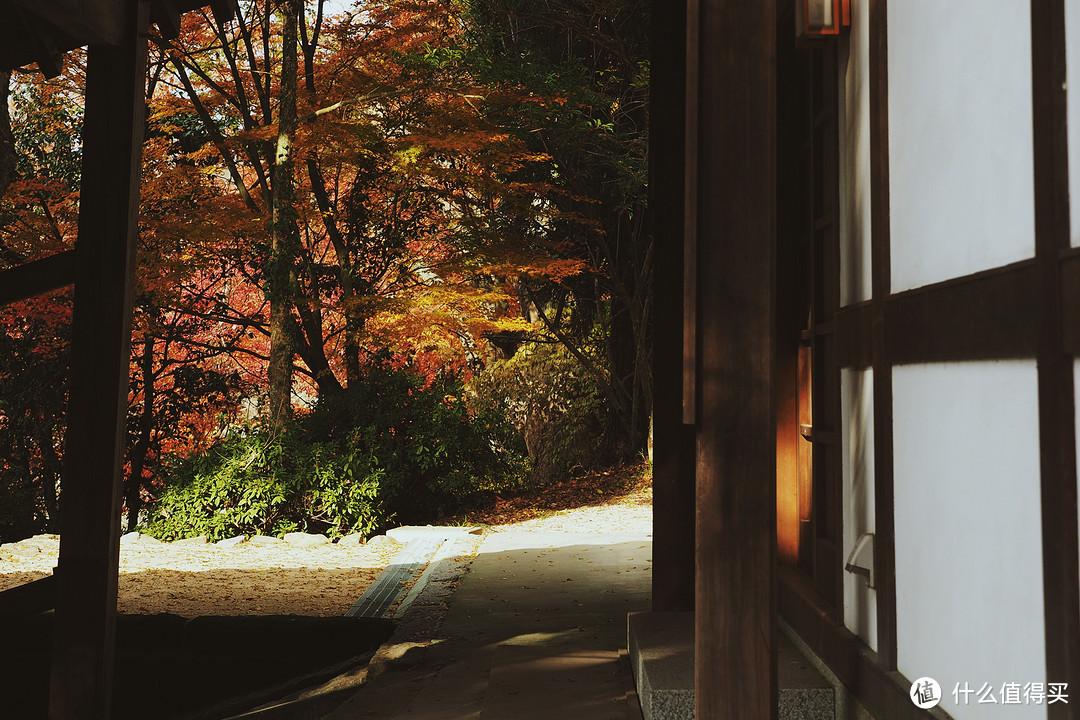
0;484;652;618
0;536;402;617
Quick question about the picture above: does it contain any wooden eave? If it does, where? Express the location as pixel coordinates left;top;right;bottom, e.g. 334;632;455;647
0;0;235;74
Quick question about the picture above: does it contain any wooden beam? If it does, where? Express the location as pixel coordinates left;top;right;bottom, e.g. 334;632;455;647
149;0;182;38
650;0;695;613
0;575;56;617
867;0;897;671
835;302;872;368
1030;1;1080;717
683;0;699;427
0;250;76;305
47;1;149;718
208;0;238;26
0;0;232;72
779;570;952;720
836;262;1040;367
0;5;74;76
693;0;776;716
1060;251;1080;354
884;261;1038;363
10;0;126;47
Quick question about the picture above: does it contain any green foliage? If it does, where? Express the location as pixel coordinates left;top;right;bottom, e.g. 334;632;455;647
451;0;653;461
470;342;608;484
303;362;528;522
142;430;382;541
143;364;526;540
10;79;83;189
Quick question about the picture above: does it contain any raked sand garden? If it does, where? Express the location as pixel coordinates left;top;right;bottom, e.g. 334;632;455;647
0;467;653;619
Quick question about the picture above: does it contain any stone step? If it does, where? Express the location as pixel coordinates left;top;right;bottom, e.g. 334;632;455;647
627;612;834;720
479;644;640;720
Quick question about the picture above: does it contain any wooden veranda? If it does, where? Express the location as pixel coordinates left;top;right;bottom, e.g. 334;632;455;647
0;2;234;718
6;0;847;718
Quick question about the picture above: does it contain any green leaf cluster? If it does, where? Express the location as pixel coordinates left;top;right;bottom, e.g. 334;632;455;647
143;363;527;541
470;342;608;484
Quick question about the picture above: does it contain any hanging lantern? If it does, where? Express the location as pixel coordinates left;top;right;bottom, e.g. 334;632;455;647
796;0;851;40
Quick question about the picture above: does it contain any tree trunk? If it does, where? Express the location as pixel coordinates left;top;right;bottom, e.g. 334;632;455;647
0;70;16;199
125;337;155;533
36;415;61;533
305;157;363;388
268;0;301;429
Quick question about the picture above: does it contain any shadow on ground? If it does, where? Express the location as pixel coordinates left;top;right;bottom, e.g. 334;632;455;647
288;534;652;720
0;613;394;720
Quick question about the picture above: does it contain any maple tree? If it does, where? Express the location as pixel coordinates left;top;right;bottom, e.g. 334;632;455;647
0;291;70;540
123;120;260;530
151;0;541;396
0;60;86;541
0;0;652;540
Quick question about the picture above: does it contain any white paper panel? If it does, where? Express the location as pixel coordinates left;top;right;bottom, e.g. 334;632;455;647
841;368;876;650
888;0;1035;292
839;0;871;306
893;362;1046;720
1069;0;1080;247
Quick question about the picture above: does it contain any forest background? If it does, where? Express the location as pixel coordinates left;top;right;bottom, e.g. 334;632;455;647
0;0;650;543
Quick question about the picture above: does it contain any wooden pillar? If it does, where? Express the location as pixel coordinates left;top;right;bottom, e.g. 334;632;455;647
49;2;149;718
1031;1;1080;716
867;0;897;669
692;0;777;717
650;0;695;612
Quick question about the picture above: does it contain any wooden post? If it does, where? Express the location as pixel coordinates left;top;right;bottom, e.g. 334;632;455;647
692;0;777;717
1031;1;1080;716
650;0;696;612
48;2;149;718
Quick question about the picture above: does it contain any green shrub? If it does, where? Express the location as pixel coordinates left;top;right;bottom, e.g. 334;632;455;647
143;363;526;541
469;343;608;484
305;364;528;523
142;431;382;541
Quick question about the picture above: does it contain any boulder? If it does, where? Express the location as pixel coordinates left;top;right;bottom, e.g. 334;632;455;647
247;535;281;547
14;535;60;553
120;532;163;546
215;535;247;548
283;532;329;548
172;535;209;546
364;535;404;550
386;525;480;543
337;533;366;546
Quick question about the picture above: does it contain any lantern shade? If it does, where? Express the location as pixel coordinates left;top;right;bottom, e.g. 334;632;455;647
796;0;850;40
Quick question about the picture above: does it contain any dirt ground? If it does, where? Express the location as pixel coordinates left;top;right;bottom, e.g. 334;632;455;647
0;463;652;617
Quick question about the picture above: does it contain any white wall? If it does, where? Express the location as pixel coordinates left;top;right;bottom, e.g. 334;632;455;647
838;0;871;307
893;361;1046;720
888;0;1035;292
841;368;876;649
1068;0;1080;247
